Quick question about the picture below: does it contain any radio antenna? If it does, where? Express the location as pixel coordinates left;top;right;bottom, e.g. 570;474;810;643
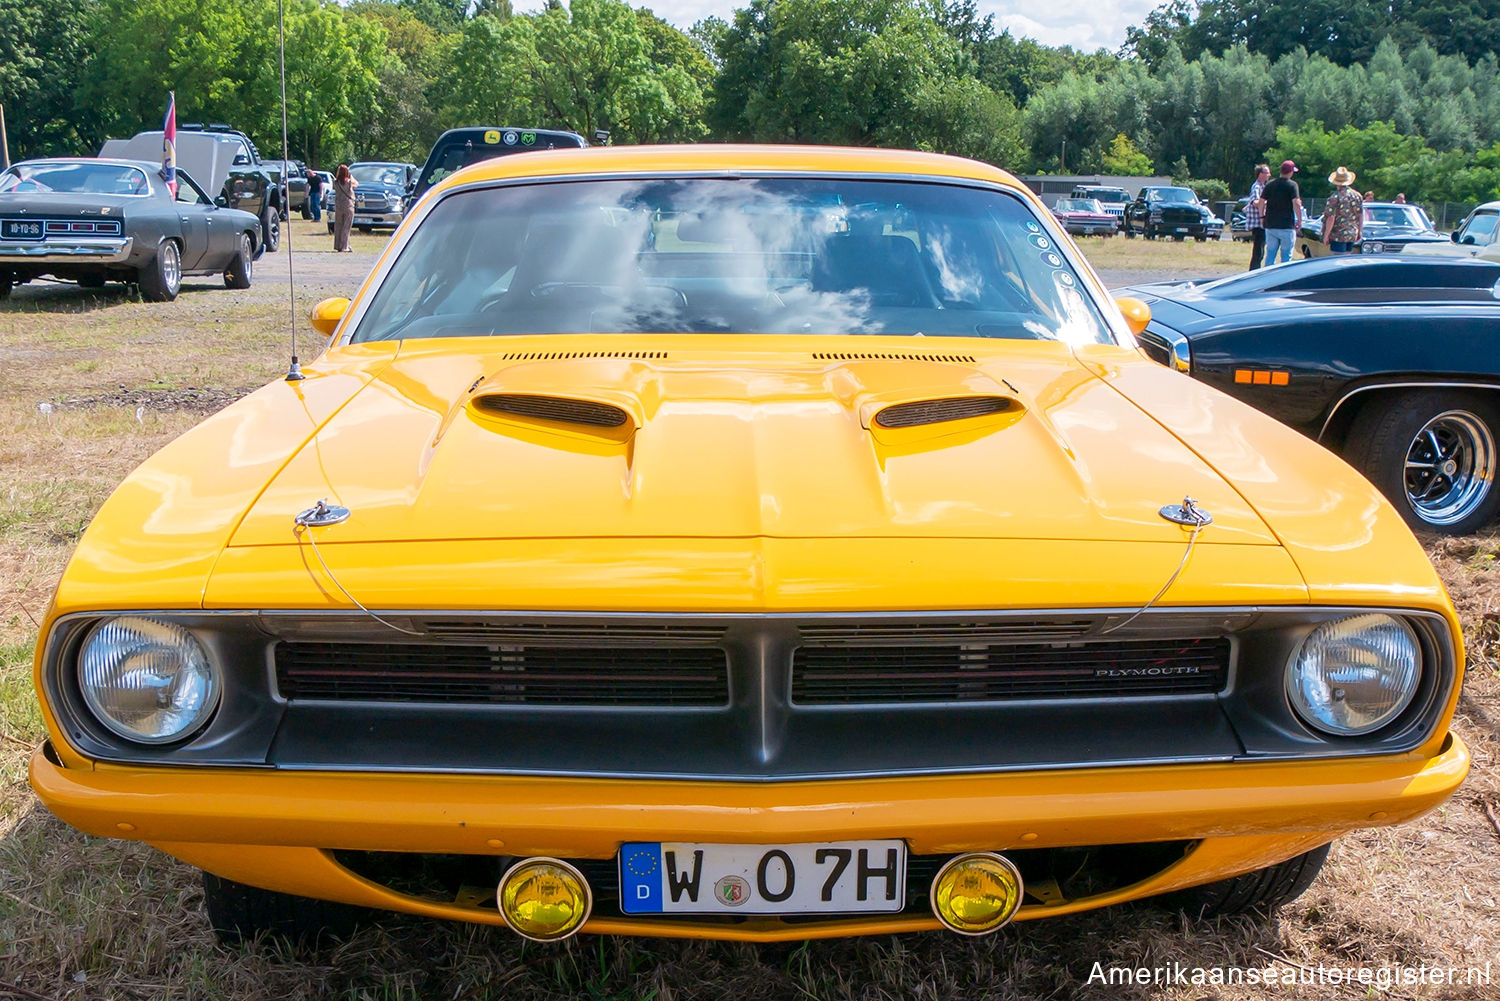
277;0;304;382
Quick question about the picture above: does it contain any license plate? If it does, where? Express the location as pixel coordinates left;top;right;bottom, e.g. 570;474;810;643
353;215;375;224
619;840;906;914
1;219;43;239
1174;227;1188;233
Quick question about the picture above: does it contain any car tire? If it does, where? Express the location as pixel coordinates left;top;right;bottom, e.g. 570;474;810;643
261;205;281;253
1165;843;1330;919
327;221;335;235
301;203;311;220
0;273;11;299
1344;390;1500;535
1144;224;1156;240
1299;244;1312;258
137;239;181;302
201;871;365;946
224;232;254;289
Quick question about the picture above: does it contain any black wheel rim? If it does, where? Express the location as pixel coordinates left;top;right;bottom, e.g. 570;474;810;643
1404;410;1496;526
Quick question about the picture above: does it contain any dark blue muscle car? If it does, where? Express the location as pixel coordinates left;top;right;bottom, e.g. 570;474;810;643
0;158;263;302
1124;256;1500;534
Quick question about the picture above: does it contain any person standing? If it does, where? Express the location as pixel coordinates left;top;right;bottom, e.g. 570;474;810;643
1245;163;1270;269
306;168;323;223
1257;160;1303;265
1322;166;1363;254
332;164;357;253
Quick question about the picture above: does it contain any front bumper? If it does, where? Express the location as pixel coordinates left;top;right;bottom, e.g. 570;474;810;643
0;236;133;264
30;733;1468;937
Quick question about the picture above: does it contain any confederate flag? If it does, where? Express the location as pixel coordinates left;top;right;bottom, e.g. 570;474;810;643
161;91;177;197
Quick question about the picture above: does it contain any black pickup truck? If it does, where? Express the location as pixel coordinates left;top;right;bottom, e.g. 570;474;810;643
1122;186;1223;241
178;124;288;252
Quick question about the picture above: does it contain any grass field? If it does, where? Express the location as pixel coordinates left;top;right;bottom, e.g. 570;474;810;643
1;231;1496;1000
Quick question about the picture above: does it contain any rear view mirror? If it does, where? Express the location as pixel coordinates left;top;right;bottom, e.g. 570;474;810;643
309;297;351;337
1112;296;1152;337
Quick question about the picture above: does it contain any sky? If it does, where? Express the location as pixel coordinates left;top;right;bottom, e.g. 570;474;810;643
520;1;1159;55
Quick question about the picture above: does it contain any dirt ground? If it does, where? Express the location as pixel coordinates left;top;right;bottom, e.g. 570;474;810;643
0;226;1495;1000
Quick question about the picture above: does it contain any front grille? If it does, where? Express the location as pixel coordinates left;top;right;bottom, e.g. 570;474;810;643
792;637;1229;704
276;642;729;706
474;393;629;427
1158;208;1202;225
1137;330;1172;366
874;396;1014;428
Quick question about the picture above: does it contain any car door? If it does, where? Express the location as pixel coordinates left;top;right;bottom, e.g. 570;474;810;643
171;171;219;269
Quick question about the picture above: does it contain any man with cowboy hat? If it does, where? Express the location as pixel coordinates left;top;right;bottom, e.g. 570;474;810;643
1323;166;1363;254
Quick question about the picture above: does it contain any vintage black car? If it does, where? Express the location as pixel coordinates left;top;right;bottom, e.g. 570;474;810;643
1296;201;1448;258
0;158;262;302
409;127;587;205
1123;256;1500;534
1123;186;1223;240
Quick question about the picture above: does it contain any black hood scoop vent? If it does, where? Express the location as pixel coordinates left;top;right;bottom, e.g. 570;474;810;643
473;393;630;428
874;395;1016;429
814;351;977;364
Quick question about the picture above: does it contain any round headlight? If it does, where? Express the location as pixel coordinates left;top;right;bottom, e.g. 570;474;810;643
78;616;219;744
1287;614;1420;736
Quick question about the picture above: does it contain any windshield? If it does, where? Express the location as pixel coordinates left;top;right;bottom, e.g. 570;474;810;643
0;162;150;195
1364;205;1429;230
1055;199;1103;213
1459;211;1500;245
352;164;407;187
351;177;1114;345
1147;188;1197;202
1080;189;1128;203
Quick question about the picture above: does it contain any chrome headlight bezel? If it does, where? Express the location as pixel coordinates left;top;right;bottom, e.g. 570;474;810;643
1284;613;1423;737
76;615;222;745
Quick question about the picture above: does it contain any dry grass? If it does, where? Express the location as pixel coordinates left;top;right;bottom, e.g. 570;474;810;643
0;235;1496;1000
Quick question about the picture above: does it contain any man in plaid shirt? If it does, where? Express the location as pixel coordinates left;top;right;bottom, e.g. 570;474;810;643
1245;164;1269;269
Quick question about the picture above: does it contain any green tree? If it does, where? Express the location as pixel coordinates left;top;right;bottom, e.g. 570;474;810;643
0;0;97;158
1102;134;1152;175
709;0;1017;163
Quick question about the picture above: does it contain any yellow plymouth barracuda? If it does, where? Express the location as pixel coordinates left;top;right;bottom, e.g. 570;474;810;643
30;146;1468;945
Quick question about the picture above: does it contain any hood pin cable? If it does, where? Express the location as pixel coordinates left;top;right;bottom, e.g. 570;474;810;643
1102;497;1213;635
294;501;424;636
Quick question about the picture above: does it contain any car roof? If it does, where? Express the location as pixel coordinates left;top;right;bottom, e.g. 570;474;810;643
424;144;1026;200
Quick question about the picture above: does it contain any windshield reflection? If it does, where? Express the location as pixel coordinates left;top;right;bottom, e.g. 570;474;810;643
351;177;1113;344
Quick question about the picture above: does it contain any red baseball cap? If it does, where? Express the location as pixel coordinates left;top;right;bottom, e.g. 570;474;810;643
1280;159;1298;173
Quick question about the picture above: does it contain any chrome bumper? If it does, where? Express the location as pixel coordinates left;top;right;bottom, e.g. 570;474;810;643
0;236;134;264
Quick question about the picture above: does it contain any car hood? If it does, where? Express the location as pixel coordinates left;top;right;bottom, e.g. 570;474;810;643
225;339;1280;548
55;337;1453;614
1366;227;1445;241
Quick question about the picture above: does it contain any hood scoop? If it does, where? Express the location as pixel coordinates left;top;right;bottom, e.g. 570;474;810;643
473;393;631;429
873;396;1016;429
495;350;670;362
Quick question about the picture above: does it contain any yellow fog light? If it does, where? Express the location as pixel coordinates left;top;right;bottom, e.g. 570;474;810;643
497;857;592;942
930;852;1024;935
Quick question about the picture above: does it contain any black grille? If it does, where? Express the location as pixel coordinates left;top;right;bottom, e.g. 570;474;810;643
1136;330;1172;367
1158;208;1202;225
473;393;629;427
874;396;1014;428
276;642;729;706
792;637;1229;704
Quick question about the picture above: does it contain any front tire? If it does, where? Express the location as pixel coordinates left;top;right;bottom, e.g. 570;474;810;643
1344;390;1500;535
0;273;11;299
201;871;365;946
224;232;254;289
137;240;181;302
261;204;281;253
1165;843;1330;919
